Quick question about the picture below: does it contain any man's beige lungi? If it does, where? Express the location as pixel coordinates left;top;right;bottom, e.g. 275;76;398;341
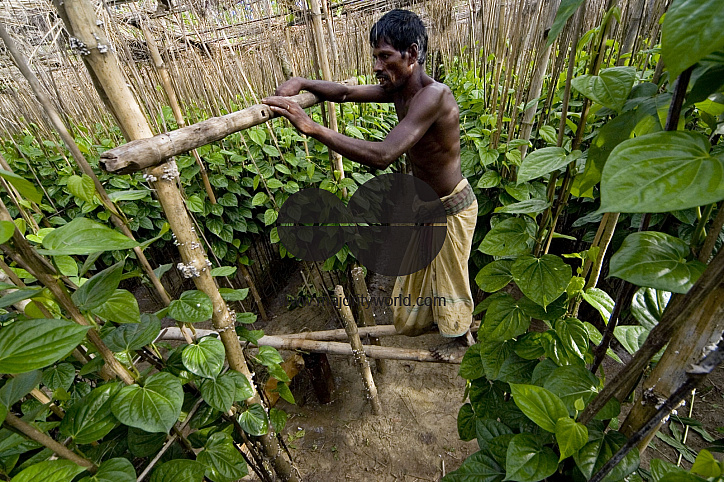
392;178;477;337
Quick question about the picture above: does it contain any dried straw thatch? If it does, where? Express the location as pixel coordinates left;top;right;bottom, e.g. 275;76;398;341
0;0;667;141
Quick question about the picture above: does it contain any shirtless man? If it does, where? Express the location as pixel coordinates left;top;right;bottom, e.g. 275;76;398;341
263;9;477;355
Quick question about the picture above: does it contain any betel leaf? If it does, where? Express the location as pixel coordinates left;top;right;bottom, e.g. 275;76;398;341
496;353;536;385
0;169;43;204
505;433;558;482
554;318;589;361
0;287;42;309
509;384;568;433
511;254;572;308
0;220;15;244
210;266;236;277
237;403;268;436
60;382;122;444
168;290;213;323
199;373;237;412
54;255;79;277
107;190;150;202
102;313;161;352
40;218;140;255
631;287;670;331
459;344;485;380
479;217;536;257
581;288;614;325
458;403;477;441
197;432;248;482
443;450;505;482
574;430;639;481
517;147;582;184
218;288;249;302
269;407;287;432
225;371;254;401
0;370;41;406
476;418;513;450
254;346;284;367
182;337;225;379
127;427;166;457
91;289;140;324
543;364;599;416
150;460;207;482
609;231;706;293
545;0;586;48
480;341;513;381
614;326;648;355
11;459;87;482
0;319;90;374
0;403;6;426
494;199;551;215
78;457;136;482
67;174;96;203
600;131;724;213
111;372;183;433
661;0;724;80
42;363;75;391
480;294;531;342
691;449;722;478
571;67;636;113
72;260;124;311
555;417;588;461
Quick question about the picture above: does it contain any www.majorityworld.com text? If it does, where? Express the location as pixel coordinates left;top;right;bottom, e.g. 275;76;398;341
287;293;447;309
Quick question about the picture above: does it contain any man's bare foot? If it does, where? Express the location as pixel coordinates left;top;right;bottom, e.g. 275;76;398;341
430;330;475;362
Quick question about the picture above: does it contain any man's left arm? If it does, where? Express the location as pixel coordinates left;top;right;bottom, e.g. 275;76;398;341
264;85;445;170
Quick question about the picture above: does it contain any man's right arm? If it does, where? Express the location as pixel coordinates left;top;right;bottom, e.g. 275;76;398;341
275;77;390;103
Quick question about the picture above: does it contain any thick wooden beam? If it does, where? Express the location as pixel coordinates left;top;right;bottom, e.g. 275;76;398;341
99;78;355;174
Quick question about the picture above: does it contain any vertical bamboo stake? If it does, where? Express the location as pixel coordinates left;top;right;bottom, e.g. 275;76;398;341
350;267;385;374
0;23;172;307
518;0;561;158
334;285;382;415
307;0;345;186
239;263;268;321
53;2;297;479
139;22;217;204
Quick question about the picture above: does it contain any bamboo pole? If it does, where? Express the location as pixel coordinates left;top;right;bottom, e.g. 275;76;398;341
0;22;172;308
239;263;267;321
518;0;561;158
3;413;96;471
351;266;385;374
307;0;344;186
54;1;297;479
580;248;724;425
334;285;381;414
140;21;217;204
160;326;461;363
98;89;342;173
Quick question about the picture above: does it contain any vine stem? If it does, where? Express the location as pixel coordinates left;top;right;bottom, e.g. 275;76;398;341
3;413;96;472
699;201;724;263
590;333;724;482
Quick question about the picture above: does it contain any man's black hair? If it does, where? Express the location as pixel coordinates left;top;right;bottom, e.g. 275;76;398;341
369;9;427;65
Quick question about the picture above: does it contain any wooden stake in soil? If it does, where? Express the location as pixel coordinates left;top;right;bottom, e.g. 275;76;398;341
240;263;268;321
350;266;385;374
334;285;382;415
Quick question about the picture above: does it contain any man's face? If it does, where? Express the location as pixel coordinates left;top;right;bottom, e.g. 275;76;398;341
372;39;414;92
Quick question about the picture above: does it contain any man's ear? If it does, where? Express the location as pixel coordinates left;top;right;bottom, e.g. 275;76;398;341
407;44;419;65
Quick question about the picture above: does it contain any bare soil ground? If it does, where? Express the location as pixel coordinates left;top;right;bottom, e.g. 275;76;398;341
245;271;477;481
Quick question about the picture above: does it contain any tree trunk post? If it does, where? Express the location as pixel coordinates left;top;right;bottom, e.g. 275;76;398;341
334;285;382;415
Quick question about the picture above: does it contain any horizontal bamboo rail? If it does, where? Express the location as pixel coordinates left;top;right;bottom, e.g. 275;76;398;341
99;79;356;174
159;327;464;364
